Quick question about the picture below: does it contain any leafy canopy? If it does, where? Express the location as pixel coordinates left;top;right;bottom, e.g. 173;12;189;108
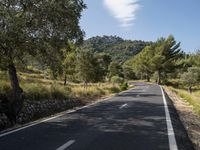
0;0;86;67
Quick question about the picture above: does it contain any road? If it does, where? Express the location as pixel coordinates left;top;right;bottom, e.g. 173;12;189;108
0;83;194;150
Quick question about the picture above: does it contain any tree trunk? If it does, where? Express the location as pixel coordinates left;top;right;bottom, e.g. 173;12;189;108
188;86;192;94
64;73;67;86
140;73;143;80
83;81;88;89
146;72;150;82
7;63;24;125
157;70;161;84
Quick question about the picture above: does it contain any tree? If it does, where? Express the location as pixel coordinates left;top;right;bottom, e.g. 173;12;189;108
134;46;154;81
122;64;136;80
125;35;181;83
111;76;124;84
151;35;181;84
181;67;200;93
62;50;77;85
0;0;86;124
108;61;123;80
81;35;152;63
129;45;154;81
175;53;195;75
76;48;97;87
193;50;200;67
95;53;111;81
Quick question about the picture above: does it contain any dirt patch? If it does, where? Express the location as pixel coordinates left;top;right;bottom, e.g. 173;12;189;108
164;87;200;150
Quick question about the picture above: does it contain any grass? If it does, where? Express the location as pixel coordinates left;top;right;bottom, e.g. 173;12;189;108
0;71;122;102
167;81;200;116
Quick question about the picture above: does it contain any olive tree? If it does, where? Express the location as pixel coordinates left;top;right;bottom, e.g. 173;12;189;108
181;67;200;93
0;0;86;124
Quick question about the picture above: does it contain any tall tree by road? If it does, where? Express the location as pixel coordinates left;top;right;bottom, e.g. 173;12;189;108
0;0;86;124
152;35;181;83
130;35;181;84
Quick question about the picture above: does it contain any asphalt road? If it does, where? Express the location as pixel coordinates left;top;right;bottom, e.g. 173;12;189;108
0;83;194;150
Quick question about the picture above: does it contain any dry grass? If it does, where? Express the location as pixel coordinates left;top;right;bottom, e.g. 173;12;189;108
164;86;200;150
168;86;200;115
0;72;121;102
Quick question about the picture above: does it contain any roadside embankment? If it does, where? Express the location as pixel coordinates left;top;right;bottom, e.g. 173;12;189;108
164;86;200;150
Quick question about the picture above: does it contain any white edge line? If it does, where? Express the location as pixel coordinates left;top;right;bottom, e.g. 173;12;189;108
56;140;75;150
160;85;178;150
0;88;134;138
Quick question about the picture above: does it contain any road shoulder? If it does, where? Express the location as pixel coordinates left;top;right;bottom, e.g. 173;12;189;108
164;86;199;150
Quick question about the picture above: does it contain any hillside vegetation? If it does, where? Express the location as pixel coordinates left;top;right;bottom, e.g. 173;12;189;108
82;35;152;63
0;71;122;102
123;35;200;116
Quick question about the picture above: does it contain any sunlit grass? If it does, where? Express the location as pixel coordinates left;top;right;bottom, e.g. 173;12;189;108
0;72;122;102
168;86;200;115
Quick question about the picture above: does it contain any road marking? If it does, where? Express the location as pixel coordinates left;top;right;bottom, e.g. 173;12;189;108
0;88;135;138
0;114;64;138
136;94;140;97
56;140;75;150
119;103;128;109
160;86;178;150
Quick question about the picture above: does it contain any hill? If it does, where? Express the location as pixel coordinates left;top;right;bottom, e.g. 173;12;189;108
82;35;152;62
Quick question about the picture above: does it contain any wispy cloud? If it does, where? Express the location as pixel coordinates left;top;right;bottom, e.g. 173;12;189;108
103;0;140;28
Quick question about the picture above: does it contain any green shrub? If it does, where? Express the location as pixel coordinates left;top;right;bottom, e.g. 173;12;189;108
120;82;129;90
107;86;120;93
111;76;124;84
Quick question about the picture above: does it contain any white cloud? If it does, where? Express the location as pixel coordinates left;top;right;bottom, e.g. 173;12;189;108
103;0;140;28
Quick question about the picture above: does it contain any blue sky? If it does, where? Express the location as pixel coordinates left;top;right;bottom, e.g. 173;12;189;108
80;0;200;53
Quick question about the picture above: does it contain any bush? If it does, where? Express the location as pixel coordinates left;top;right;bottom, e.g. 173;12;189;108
50;84;71;99
120;82;129;91
107;86;120;93
24;83;50;101
111;76;124;84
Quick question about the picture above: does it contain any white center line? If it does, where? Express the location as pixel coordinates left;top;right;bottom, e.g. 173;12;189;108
56;140;75;150
119;103;128;109
160;86;178;150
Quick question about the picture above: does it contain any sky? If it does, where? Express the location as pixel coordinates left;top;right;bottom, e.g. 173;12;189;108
80;0;200;53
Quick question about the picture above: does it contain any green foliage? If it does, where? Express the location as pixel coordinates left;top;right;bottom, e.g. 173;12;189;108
95;53;112;81
194;50;200;67
122;65;136;80
82;35;152;63
111;76;124;84
126;35;182;83
0;0;86;122
76;48;112;83
108;61;123;79
76;48;98;83
107;86;121;93
120;82;129;91
181;67;200;87
0;0;86;68
62;50;77;82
